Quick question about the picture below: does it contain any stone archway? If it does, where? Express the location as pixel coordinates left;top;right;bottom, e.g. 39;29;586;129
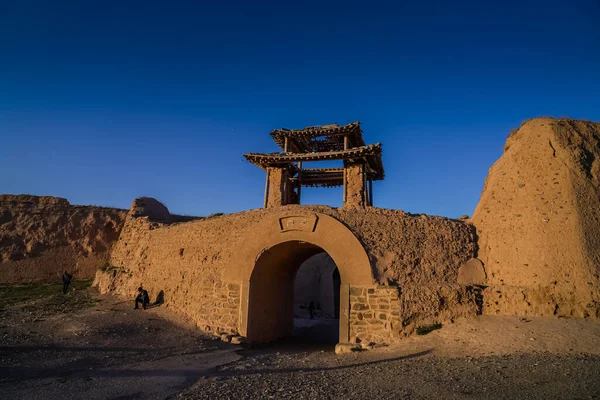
224;212;373;343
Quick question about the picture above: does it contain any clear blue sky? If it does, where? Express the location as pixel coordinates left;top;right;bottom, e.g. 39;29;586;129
1;1;599;218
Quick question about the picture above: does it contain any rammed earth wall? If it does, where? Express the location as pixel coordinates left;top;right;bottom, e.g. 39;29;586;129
95;201;478;343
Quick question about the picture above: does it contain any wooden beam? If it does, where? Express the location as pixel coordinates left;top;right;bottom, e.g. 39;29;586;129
244;143;381;164
300;176;344;182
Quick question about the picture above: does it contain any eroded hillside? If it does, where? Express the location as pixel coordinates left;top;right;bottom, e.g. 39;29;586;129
0;195;126;283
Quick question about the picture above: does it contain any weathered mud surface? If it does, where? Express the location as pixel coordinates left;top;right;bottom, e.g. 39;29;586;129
0;195;126;283
472;118;600;318
97;203;478;340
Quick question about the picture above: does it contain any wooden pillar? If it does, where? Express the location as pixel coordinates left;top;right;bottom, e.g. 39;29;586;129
263;169;270;208
343;161;347;205
368;178;373;206
364;175;369;206
363;163;367;206
284;137;289;153
342;136;350;206
297;161;302;205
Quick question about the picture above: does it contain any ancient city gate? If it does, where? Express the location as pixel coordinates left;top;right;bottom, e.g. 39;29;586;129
98;122;481;346
224;211;373;343
226;122;382;343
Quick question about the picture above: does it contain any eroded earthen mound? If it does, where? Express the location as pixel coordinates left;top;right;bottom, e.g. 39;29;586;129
130;197;173;223
0;195;127;283
472;118;600;318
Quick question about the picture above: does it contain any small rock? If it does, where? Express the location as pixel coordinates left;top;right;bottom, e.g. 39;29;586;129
335;343;360;355
221;334;232;343
230;336;244;345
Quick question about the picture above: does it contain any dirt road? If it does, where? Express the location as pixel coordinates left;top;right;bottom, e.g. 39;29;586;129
1;284;600;399
0;283;239;399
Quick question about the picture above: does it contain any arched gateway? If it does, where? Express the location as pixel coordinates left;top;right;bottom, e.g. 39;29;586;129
97;122;479;347
224;211;373;343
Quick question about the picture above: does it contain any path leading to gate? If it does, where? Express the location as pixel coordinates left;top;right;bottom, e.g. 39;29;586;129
178;316;600;399
293;317;339;344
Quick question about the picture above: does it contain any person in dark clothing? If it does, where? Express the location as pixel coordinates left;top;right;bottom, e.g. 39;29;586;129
134;287;150;309
308;301;315;319
62;271;72;294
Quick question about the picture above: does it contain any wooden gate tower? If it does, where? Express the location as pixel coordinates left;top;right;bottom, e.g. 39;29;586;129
244;122;384;208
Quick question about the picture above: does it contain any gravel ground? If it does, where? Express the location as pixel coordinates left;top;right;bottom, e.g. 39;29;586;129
2;285;600;400
0;285;238;400
175;344;600;400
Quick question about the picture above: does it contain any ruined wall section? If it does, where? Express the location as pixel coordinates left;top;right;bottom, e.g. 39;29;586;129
97;200;477;341
472;118;600;318
98;205;274;335
333;207;478;340
0;195;126;283
332;207;477;286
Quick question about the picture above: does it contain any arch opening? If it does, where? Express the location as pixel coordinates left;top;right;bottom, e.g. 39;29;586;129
247;241;342;343
293;252;340;343
226;211;375;344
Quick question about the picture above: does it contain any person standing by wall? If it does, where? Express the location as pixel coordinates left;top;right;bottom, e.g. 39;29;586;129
62;271;72;294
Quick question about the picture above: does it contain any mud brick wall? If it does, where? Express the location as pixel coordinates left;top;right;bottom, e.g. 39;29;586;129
266;167;295;208
95;200;478;342
472;118;600;318
344;162;366;208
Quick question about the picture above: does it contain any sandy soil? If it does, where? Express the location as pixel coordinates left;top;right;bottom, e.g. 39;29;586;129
0;285;239;400
1;285;599;400
386;314;600;357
